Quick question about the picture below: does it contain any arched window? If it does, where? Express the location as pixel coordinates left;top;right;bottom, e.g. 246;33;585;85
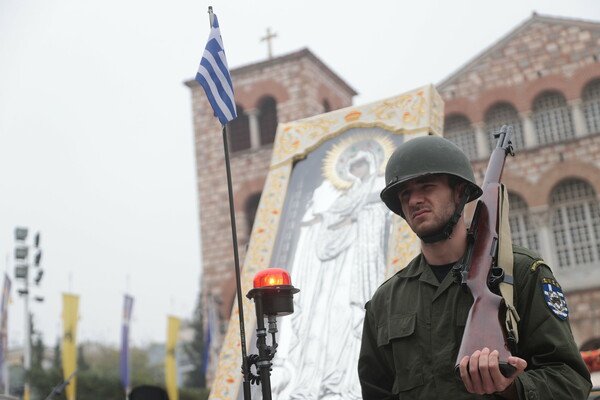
532;91;575;145
245;192;262;236
228;104;251;152
550;179;600;268
323;99;331;113
508;192;539;254
258;96;278;146
583;79;600;135
484;102;525;152
444;114;478;160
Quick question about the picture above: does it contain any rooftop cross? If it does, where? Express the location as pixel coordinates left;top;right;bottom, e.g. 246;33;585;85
260;27;278;59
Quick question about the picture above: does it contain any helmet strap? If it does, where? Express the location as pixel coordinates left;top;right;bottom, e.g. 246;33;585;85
419;186;473;244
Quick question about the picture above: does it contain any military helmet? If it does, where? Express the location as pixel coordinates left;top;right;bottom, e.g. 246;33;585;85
380;135;483;217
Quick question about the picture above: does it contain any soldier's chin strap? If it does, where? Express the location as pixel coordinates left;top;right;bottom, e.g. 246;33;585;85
419;186;473;244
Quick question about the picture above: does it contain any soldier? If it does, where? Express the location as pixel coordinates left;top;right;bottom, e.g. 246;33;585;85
358;135;592;399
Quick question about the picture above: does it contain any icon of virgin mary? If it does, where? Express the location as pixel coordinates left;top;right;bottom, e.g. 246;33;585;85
271;131;395;400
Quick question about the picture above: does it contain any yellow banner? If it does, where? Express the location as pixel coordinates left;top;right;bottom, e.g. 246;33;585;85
166;316;180;400
62;293;79;400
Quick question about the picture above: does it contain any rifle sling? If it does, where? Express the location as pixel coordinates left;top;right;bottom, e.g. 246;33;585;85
498;184;520;346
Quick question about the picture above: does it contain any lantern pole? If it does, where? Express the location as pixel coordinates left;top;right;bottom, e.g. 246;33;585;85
246;269;300;400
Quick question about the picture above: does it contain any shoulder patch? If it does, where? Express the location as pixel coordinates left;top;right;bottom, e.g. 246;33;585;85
542;278;568;320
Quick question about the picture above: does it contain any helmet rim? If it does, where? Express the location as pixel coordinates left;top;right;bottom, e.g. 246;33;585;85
380;136;482;218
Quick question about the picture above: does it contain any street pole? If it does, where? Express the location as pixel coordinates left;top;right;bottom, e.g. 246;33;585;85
3;254;9;396
23;280;30;400
13;227;42;400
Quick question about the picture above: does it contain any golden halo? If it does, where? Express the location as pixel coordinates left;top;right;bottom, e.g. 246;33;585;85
322;130;396;190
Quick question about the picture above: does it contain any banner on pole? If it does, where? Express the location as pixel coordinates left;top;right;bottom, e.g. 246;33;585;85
202;299;215;379
120;294;134;395
166;315;180;400
62;293;79;400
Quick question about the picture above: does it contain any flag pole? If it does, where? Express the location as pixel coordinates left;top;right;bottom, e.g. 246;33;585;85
198;8;251;398
220;122;252;400
208;6;215;28
207;8;252;398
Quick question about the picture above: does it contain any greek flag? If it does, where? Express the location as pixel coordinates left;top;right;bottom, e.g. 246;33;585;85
195;13;237;125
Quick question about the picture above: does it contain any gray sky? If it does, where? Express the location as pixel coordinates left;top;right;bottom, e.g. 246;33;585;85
1;0;599;347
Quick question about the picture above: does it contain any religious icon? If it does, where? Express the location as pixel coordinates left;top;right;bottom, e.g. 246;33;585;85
212;85;442;400
269;129;397;399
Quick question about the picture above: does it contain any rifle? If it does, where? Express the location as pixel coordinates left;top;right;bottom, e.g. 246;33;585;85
453;125;516;378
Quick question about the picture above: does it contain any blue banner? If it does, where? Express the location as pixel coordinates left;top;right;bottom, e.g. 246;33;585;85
120;294;134;394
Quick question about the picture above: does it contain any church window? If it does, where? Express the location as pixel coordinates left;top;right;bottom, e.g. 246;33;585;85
583;79;600;135
444;114;478;160
550;179;600;268
245;192;262;236
259;96;278;146
228;104;251;152
508;192;539;254
484;102;524;152
532;91;575;145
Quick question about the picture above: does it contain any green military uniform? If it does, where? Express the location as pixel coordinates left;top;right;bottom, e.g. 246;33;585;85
358;245;592;399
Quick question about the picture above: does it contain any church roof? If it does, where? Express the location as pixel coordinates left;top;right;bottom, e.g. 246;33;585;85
437;13;600;90
231;47;357;96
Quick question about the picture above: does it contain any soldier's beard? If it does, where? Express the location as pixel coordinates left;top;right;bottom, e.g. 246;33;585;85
408;200;458;239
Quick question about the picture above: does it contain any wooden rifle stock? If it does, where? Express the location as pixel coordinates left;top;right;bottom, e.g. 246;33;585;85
454;126;515;378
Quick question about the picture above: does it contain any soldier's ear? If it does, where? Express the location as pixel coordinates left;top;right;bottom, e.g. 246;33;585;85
454;181;468;203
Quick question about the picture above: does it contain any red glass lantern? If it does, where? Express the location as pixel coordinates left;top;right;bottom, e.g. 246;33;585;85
253;268;292;288
247;268;299;316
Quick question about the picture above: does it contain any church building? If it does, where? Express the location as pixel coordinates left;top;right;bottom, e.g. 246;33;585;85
187;13;600;387
436;13;600;359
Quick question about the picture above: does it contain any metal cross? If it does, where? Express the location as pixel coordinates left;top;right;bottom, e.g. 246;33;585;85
261;27;278;59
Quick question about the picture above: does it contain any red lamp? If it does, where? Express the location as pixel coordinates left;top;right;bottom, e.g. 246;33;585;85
253;268;292;288
247;268;299;316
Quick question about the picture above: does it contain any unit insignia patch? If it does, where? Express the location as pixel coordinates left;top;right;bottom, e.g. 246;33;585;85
542;278;568;320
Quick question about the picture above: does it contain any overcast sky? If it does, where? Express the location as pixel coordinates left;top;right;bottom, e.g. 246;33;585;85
1;0;599;348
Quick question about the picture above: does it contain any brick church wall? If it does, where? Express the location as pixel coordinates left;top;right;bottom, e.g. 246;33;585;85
441;17;600;111
470;134;600;207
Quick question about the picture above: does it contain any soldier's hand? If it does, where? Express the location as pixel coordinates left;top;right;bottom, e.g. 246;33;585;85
459;347;527;398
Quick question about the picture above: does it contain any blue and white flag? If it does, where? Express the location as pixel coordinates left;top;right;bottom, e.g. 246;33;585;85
195;13;237;125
